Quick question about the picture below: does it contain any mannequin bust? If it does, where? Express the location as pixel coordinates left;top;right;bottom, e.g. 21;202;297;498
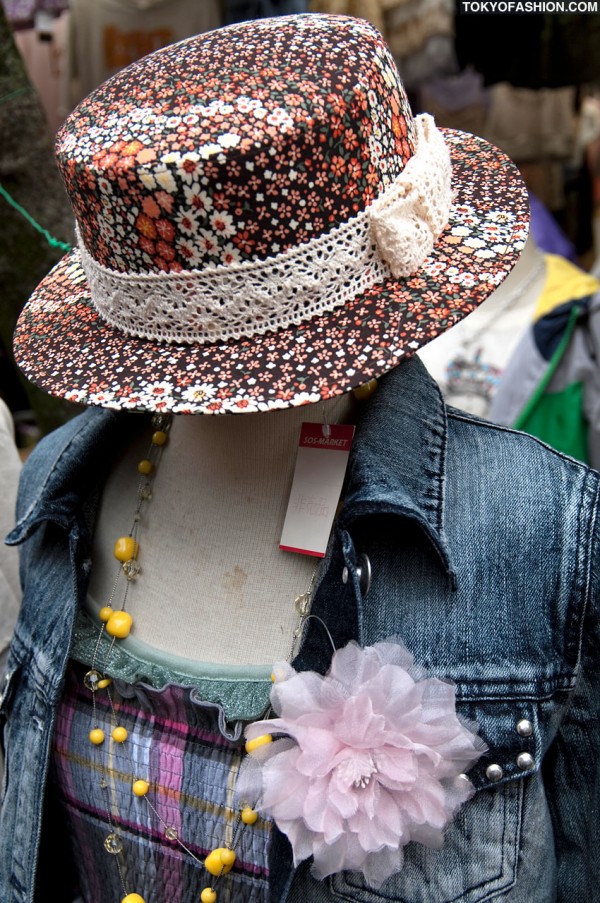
417;232;547;416
87;392;357;667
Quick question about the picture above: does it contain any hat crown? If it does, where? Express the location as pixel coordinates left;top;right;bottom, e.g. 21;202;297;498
56;14;416;276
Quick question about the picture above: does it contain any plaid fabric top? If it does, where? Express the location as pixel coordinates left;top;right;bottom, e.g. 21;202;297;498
51;660;272;903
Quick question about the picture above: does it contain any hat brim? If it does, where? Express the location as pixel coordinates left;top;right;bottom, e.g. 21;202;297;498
13;131;529;415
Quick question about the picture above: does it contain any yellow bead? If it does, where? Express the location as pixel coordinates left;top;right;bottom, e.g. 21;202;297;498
352;378;378;401
245;734;273;754
132;779;149;797
220;849;236;867
241;807;258;825
121;895;145;903
99;606;113;622
151;430;168;446
204;847;236;876
97;678;112;689
106;610;133;639
137;459;154;475
114;536;139;562
89;728;105;745
200;890;217;903
112;726;128;743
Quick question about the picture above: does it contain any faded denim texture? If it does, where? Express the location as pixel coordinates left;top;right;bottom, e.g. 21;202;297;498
1;355;599;902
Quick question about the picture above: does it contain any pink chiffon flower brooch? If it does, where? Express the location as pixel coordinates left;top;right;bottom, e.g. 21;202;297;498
237;638;487;888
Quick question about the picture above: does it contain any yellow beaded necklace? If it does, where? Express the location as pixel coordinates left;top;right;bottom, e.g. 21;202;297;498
83;412;318;903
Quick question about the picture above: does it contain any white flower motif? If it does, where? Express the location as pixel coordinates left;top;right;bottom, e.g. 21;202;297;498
177;152;203;185
138;381;174;400
176;237;202;266
236;97;262;112
139;170;157;191
64;389;88;404
210;210;236;238
183;186;213;216
175;207;200;236
199;142;223;159
180;384;216;403
221;242;241;265
88;391;116;406
154;166;177;193
198;229;220;256
217;132;242;149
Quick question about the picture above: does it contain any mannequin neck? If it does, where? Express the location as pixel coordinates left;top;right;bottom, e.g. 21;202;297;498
87;392;358;668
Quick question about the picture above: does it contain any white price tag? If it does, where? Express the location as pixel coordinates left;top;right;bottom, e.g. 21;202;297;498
280;422;355;557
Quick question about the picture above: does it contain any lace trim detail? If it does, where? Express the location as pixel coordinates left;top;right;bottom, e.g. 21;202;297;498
79;114;451;345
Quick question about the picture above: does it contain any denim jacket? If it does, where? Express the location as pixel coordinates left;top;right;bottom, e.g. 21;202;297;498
1;355;600;903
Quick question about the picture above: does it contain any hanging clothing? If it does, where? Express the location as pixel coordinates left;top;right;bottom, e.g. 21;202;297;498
1;0;67;30
419;253;600;422
225;0;309;24
454;11;600;89
67;0;223;105
490;288;600;468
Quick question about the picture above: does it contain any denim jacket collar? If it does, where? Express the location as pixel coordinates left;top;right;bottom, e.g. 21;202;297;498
8;356;454;583
7;406;141;544
340;356;455;584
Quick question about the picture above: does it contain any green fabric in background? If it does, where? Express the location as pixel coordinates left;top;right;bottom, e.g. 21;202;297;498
513;304;590;464
515;380;589;462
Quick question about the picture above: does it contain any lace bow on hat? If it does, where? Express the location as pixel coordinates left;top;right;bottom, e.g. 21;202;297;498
369;115;453;279
238;637;486;889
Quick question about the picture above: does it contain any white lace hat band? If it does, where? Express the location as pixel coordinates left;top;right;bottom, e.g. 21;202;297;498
80;116;451;345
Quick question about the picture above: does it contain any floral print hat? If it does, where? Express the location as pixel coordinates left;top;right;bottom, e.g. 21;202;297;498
14;14;529;414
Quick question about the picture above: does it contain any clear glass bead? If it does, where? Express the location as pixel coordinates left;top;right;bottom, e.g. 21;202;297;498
295;592;311;615
84;670;102;691
165;827;178;841
104;833;123;854
138;486;153;501
99;778;108;790
122;559;142;580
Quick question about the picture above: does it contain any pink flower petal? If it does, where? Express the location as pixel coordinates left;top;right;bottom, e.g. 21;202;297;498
244;636;486;888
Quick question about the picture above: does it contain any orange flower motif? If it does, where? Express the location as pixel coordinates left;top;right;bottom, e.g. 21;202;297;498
135;213;157;239
142;197;161;219
122;140;144;156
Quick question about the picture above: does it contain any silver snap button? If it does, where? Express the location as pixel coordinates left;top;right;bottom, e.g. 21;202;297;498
356;553;372;596
485;763;503;783
516;752;534;771
516;718;533;737
341;555;372;595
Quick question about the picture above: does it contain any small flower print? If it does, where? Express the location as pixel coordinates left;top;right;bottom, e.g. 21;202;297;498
217;132;242;149
183;186;213;216
198;229;220;255
175;207;199;236
176;238;202;265
210;209;236;237
220;243;241;265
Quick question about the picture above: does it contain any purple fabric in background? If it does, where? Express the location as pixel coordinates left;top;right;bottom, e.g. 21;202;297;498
2;0;68;29
528;190;577;262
